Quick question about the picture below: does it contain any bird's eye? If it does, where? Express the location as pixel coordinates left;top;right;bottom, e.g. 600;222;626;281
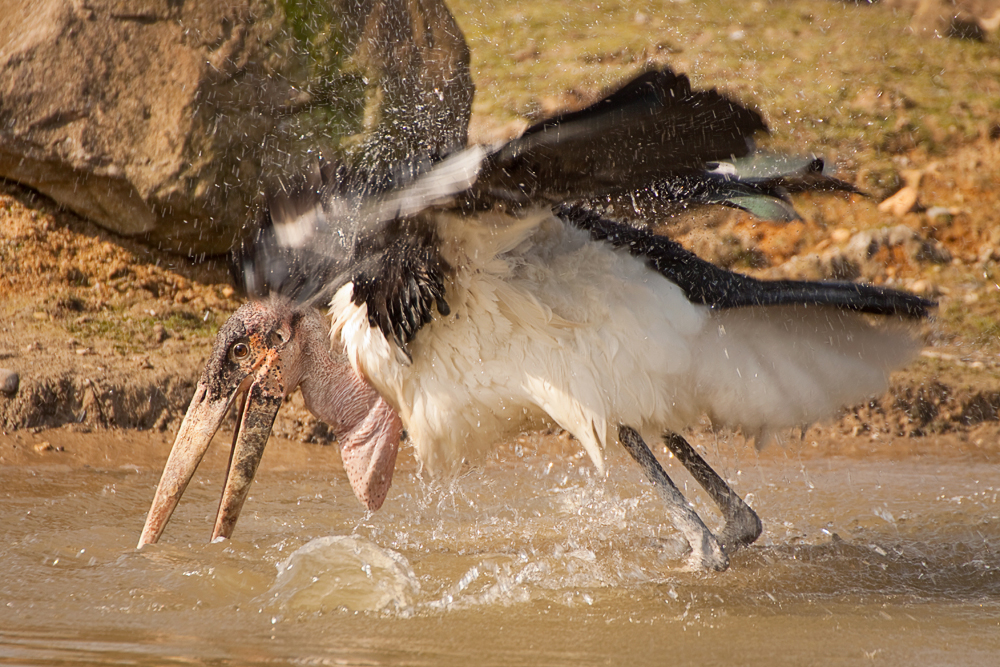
230;341;251;362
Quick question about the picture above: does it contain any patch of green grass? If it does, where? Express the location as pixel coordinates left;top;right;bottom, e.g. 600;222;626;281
65;307;225;355
158;310;226;338
66;314;141;355
938;298;1000;352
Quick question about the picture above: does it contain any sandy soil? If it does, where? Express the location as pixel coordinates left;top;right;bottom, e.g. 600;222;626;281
1;131;999;471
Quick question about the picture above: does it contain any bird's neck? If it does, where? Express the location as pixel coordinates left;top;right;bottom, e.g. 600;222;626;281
295;309;403;510
295;315;382;439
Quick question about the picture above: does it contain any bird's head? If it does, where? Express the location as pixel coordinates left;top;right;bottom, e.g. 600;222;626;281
136;298;365;547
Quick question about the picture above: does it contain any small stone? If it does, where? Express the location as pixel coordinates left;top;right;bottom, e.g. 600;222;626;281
878;186;919;217
947;15;987;42
0;368;19;395
75;348;91;356
34;441;54;452
878;167;929;217
32;311;48;321
221;285;235;298
830;228;852;244
152;323;169;344
926;206;953;223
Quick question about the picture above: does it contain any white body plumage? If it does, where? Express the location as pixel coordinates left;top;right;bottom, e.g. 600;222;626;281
331;210;914;475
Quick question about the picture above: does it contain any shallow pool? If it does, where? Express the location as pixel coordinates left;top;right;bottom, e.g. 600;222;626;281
1;430;998;666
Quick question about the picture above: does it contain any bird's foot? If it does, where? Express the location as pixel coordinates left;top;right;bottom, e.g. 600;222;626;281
660;527;729;572
653;534;691;561
671;509;759;571
682;530;729;572
717;505;763;556
653;531;729;572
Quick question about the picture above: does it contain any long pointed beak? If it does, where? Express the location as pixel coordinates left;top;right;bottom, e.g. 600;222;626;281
211;376;283;540
137;351;285;548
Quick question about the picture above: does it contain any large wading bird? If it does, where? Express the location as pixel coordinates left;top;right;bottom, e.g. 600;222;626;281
138;68;932;571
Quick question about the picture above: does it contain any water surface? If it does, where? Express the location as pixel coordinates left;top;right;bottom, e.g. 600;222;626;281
1;431;998;666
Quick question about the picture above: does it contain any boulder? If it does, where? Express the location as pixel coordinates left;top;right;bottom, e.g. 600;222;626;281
0;0;472;255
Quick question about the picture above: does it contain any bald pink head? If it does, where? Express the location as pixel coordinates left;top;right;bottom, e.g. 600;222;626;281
137;298;403;548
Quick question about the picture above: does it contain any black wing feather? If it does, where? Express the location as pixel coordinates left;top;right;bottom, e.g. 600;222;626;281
470;67;859;222
472;67;768;204
558;204;934;319
232;168;452;358
348;218;451;356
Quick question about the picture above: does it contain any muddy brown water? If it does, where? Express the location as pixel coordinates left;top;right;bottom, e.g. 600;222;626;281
1;430;998;666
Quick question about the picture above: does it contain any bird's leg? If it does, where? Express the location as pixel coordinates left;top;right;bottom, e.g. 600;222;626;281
662;432;762;554
617;426;728;572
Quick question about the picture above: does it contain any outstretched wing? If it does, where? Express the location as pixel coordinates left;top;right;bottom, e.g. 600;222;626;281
471;67;764;203
468;67;859;216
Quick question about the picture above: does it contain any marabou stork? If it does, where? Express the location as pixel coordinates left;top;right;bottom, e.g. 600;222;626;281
137;68;932;571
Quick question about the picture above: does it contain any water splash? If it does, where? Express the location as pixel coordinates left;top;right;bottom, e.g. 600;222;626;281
270;535;420;613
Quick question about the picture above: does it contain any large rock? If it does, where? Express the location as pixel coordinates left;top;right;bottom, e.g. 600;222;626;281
0;0;472;254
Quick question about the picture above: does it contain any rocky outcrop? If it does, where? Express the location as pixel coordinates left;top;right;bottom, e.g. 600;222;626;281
0;0;472;255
